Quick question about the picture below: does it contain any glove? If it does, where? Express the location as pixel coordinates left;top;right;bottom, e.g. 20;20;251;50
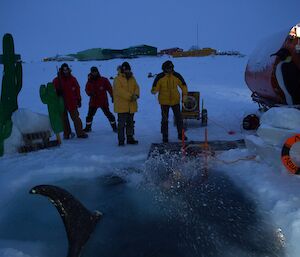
131;94;139;101
78;99;82;108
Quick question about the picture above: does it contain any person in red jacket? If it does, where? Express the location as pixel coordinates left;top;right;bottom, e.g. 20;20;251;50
53;63;88;139
83;66;117;133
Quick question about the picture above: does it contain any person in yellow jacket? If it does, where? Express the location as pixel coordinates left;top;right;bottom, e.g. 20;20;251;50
113;62;140;146
151;60;188;143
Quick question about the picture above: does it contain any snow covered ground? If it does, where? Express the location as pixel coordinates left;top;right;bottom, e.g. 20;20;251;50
1;55;300;257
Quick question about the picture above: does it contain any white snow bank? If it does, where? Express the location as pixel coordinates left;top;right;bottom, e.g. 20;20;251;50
245;134;282;167
245;107;300;171
260;107;300;130
257;124;300;147
4;109;52;154
12;109;51;134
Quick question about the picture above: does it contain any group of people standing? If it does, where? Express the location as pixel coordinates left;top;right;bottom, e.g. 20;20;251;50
52;60;188;146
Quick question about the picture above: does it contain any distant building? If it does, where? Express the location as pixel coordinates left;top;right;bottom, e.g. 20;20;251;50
123;45;157;57
43;55;76;62
159;47;183;55
215;50;244;57
43;45;158;62
172;48;217;58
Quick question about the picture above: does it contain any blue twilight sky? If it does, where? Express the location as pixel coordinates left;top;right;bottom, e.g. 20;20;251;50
0;0;299;60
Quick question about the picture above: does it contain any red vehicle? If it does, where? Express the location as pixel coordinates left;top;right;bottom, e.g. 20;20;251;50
245;23;300;108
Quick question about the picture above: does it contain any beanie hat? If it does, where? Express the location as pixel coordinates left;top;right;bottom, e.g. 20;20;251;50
121;62;131;72
162;60;174;72
61;63;69;70
90;66;99;73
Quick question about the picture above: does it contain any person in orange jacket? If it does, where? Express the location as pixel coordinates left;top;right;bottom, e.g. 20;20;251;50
84;66;117;133
53;63;88;139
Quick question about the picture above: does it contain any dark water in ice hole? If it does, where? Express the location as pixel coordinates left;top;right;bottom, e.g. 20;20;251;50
0;154;284;257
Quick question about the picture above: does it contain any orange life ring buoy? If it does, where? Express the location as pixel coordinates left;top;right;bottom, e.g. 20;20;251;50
281;134;300;174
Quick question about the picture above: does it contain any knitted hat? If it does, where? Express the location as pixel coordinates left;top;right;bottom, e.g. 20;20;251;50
60;63;69;70
121;62;131;71
90;66;99;73
162;60;174;72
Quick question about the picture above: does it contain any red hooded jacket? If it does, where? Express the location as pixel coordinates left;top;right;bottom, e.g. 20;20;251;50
85;74;113;108
53;73;81;112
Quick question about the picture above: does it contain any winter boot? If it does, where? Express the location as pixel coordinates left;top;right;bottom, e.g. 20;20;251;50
178;134;188;141
77;133;88;139
111;121;117;133
127;136;138;145
83;122;92;133
118;141;125;146
64;132;76;140
162;134;168;143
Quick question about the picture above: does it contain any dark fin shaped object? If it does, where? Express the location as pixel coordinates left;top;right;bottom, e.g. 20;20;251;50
30;185;102;257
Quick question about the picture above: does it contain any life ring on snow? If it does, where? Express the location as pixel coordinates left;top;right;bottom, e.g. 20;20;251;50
281;134;300;174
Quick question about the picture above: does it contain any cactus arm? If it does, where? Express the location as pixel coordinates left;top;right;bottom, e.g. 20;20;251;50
39;85;49;104
15;62;22;95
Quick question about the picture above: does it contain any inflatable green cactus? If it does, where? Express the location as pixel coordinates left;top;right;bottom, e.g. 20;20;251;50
40;82;64;134
0;33;22;156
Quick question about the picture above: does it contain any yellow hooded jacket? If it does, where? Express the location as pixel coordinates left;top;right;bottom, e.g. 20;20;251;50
151;72;188;105
113;73;140;113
